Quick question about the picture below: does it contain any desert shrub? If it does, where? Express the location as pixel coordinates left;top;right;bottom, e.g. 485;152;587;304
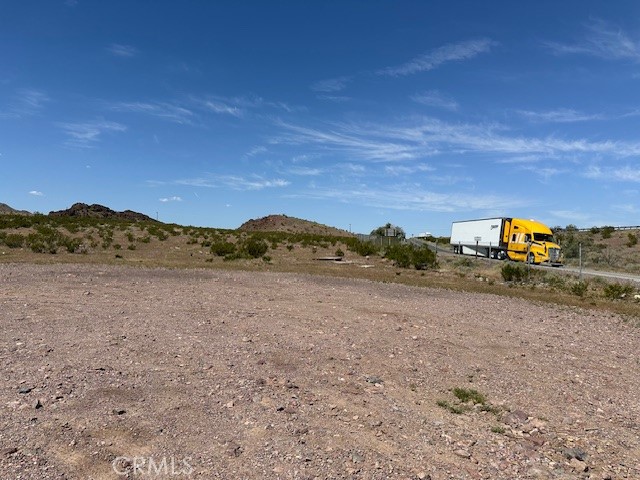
286;244;294;251
127;244;136;250
3;233;25;248
345;238;378;256
543;275;566;290
570;281;589;297
601;226;615;239
412;246;437;270
211;241;236;257
501;263;527;282
384;243;437;269
335;248;344;257
113;244;122;250
452;387;486;405
626;232;638;247
603;282;635;300
384;244;412;268
243;238;269;258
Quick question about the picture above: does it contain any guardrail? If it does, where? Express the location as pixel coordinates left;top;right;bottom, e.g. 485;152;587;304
555;226;640;232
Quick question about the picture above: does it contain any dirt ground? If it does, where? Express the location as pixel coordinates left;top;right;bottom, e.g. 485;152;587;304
1;263;638;480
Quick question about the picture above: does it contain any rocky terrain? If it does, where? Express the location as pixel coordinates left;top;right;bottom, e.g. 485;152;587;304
1;263;638;479
48;203;157;222
239;214;354;237
0;203;31;216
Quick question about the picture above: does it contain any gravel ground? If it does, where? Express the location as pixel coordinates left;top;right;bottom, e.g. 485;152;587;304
1;263;638;480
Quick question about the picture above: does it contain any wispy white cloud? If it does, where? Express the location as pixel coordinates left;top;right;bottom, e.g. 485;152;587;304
311;76;351;93
277;121;426;162
384;164;435;175
287;166;323;176
57;120;126;148
174;174;290;191
0;88;49;118
545;20;640;61
584;165;640;182
411;90;459;111
203;100;243;117
28;190;44;196
107;44;138;58
111;101;194;124
517;108;604;123
244;146;268;158
316;95;352;103
159;196;182;202
287;182;526;213
192;94;301;118
378;38;497;76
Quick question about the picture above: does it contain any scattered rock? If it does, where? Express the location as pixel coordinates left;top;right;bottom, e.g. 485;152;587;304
454;449;471;459
503;409;528;426
365;375;383;384
569;457;588;472
18;387;32;394
2;447;18;456
564;447;588;461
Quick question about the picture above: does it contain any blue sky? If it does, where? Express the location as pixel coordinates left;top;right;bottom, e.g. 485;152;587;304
3;1;640;235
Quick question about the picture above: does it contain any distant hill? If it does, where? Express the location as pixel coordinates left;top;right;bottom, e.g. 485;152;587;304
0;203;32;216
49;203;157;222
238;214;354;237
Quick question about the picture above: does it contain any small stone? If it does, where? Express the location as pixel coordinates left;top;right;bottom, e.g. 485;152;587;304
351;452;364;463
416;473;430;480
569;458;588;472
112;408;126;415
365;376;383;384
503;409;528;426
34;399;43;410
2;447;18;456
18;387;33;394
454;449;471;459
225;401;234;408
564;447;587;461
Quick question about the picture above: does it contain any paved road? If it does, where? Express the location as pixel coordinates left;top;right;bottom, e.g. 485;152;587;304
409;238;640;284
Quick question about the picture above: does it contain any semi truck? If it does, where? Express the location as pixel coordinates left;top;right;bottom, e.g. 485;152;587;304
450;217;562;265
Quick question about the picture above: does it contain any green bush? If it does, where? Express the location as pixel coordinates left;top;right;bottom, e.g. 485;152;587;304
603;282;635;300
501;263;527;282
211;241;236;257
335;248;344;257
3;233;25;248
345;238;378;257
384;244;412;268
243;238;269;258
627;232;638;248
601;226;615;239
570;281;589;297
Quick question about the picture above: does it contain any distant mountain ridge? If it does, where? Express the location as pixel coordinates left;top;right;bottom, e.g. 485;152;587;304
239;214;353;237
0;203;32;215
49;203;157;222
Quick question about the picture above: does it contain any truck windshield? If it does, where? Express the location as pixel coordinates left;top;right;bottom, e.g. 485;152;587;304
533;233;555;243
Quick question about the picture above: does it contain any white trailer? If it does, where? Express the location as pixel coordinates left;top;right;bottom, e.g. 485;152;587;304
450;218;507;259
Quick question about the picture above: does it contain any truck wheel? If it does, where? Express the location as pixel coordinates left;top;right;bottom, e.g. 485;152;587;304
528;253;536;265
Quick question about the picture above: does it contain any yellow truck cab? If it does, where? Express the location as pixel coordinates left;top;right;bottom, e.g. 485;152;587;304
503;218;562;265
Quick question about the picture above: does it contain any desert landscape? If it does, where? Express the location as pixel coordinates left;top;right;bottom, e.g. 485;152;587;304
1;260;638;479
